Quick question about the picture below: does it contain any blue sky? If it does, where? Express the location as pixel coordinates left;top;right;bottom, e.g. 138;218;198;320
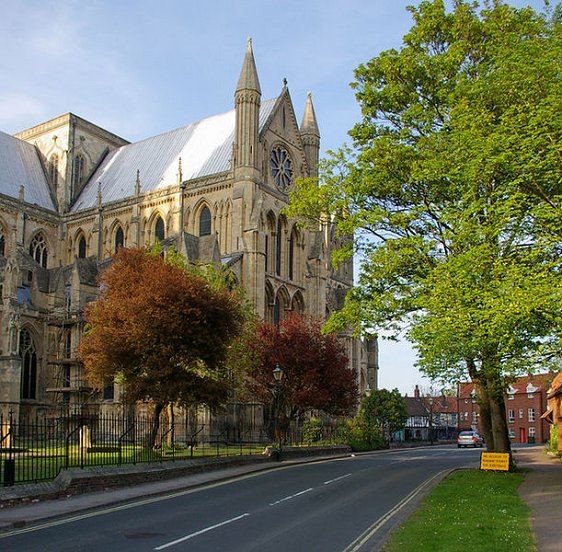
0;0;547;394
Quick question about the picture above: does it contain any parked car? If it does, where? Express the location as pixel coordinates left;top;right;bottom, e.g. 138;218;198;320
457;430;484;448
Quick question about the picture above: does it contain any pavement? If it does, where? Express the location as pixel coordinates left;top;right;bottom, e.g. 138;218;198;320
516;446;562;552
0;445;560;551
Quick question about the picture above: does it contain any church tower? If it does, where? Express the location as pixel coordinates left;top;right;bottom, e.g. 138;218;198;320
234;37;261;180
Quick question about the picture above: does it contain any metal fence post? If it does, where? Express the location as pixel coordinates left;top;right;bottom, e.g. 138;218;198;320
2;411;15;486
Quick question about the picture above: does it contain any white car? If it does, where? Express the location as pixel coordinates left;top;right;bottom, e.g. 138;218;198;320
457;430;484;448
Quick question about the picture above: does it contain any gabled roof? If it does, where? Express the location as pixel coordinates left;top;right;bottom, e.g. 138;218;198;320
0;131;56;211
70;98;278;212
548;372;562;399
404;397;429;417
459;373;554;398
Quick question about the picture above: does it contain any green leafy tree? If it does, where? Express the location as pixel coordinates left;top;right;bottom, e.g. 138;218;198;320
287;0;562;453
362;389;408;446
78;247;248;447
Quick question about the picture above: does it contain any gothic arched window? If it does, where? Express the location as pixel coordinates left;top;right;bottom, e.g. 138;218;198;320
155;217;165;242
78;235;86;258
114;226;124;252
48;154;59;189
276;218;282;276
0;227;5;256
20;329;37;400
288;230;295;281
72;154;85;191
199;206;211;236
30;233;48;268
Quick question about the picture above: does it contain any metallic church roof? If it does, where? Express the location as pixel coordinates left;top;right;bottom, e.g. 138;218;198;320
71;97;278;212
0;131;56;211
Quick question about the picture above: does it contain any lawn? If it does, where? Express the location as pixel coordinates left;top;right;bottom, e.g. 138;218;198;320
383;469;535;552
1;442;268;485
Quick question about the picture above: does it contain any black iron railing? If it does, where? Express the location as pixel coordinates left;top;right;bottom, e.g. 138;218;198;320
0;410;344;486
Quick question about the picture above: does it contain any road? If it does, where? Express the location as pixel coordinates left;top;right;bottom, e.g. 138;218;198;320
0;446;483;552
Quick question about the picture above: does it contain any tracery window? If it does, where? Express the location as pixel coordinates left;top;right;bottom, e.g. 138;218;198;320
48;154;59;189
199;206;211;236
30;233;48;268
114;226;124;252
155;216;165;242
20;329;37;400
270;146;293;191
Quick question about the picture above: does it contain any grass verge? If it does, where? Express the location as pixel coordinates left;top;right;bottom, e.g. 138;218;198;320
382;469;535;552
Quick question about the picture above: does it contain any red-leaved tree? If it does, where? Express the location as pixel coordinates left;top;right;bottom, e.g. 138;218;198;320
245;313;358;440
78;247;247;446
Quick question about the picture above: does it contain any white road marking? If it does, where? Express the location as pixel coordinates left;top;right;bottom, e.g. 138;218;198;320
153;513;250;550
324;473;352;485
342;469;450;552
269;487;313;506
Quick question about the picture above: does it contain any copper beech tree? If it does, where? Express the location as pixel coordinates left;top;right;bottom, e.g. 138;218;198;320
78;247;247;447
245;314;358;440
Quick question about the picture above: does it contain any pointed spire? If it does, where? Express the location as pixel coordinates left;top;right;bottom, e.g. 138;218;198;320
176;157;183;185
135;170;141;196
236;37;261;94
300;91;320;136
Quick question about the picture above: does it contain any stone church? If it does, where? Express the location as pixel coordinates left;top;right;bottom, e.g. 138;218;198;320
0;40;378;423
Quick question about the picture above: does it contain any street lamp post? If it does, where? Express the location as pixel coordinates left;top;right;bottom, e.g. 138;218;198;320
273;363;284;461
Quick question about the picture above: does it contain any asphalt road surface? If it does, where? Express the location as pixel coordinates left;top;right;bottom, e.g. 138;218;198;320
0;446;483;552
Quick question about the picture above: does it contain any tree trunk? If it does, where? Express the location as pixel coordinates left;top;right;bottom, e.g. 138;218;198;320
480;350;511;454
147;402;165;449
489;382;511;453
475;380;494;451
166;403;175;448
466;358;494;451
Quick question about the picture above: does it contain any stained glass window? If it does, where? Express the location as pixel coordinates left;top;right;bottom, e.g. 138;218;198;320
270;147;293;191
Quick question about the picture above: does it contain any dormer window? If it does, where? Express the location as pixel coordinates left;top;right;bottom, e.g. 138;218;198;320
526;383;537;399
48;154;59;189
72;154;85;191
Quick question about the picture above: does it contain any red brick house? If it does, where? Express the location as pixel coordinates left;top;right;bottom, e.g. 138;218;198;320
459;373;553;444
542;372;562;453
